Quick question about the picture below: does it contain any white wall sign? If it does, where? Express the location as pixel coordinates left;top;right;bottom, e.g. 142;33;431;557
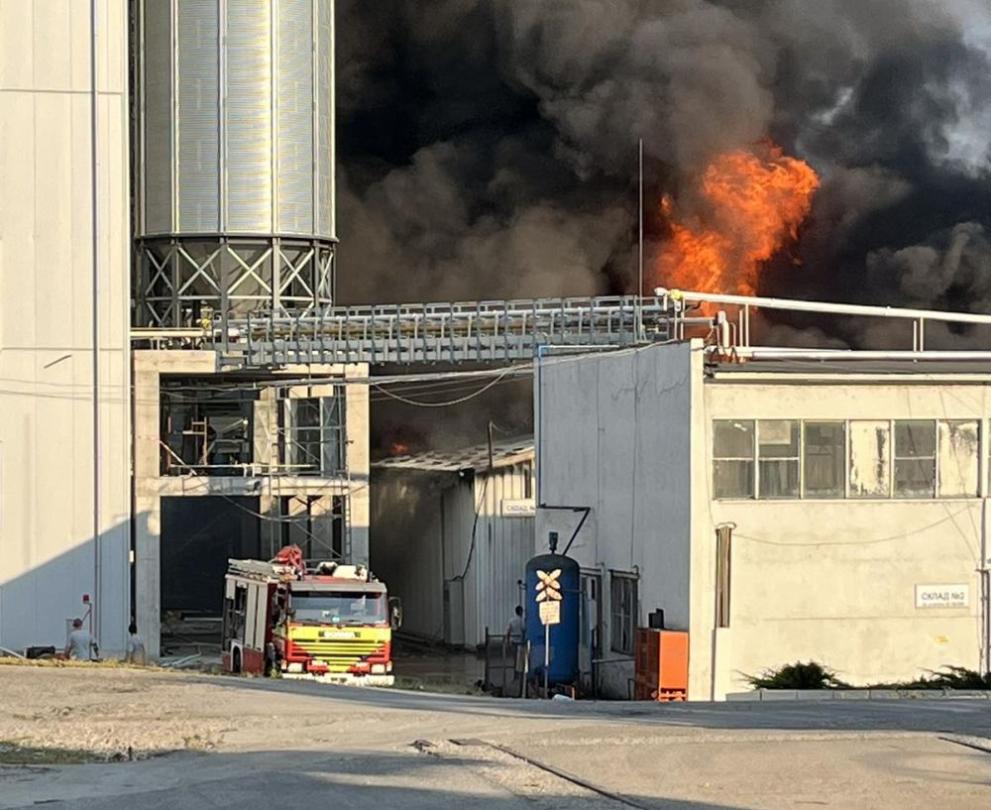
915;584;969;609
502;498;536;517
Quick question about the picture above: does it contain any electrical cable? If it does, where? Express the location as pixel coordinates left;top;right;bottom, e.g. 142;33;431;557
371;371;514;407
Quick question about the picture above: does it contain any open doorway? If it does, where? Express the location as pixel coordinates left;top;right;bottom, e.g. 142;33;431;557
160;496;261;657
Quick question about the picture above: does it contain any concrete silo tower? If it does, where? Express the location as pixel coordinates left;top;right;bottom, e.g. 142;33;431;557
133;0;335;326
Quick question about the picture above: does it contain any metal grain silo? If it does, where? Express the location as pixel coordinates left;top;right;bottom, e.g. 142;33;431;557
134;0;335;326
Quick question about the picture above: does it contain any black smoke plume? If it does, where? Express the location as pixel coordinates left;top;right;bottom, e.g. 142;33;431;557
339;0;991;314
337;1;991;452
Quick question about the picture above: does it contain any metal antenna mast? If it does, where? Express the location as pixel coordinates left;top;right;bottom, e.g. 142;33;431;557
637;138;645;341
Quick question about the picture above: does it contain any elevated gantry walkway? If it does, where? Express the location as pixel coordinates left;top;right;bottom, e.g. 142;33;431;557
133;296;694;366
131;288;991;368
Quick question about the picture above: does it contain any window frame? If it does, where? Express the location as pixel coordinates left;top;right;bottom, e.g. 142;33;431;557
756;419;801;499
801;420;847;499
710;417;983;502
712;419;756;499
609;572;638;657
893;419;938;499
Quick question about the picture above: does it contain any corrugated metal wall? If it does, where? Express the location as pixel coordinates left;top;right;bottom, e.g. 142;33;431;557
137;0;335;239
372;460;535;649
435;462;535;649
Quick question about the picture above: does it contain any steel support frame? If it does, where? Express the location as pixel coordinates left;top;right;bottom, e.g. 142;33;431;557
135;235;335;327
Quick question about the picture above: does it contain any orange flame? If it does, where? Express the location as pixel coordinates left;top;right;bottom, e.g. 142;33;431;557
656;144;819;297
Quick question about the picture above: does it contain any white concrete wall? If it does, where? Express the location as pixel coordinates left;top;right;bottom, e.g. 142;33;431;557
538;344;991;700
0;0;131;654
536;343;699;697
700;380;991;698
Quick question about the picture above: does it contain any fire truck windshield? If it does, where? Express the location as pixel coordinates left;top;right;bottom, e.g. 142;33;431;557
290;591;387;625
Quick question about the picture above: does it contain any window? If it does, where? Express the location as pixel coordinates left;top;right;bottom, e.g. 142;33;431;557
713;420;755;498
285;392;346;475
758;420;800;498
713;417;983;501
320;394;345;475
289;398;322;473
849;420;891;498
894;420;936;498
939;420;979;497
610;573;638;656
804;422;846;498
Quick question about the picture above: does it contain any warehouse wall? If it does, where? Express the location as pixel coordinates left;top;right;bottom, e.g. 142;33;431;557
0;0;131;654
536;342;700;697
701;380;991;698
372;460;535;649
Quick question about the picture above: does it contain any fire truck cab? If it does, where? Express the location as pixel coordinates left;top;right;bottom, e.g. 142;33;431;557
222;546;400;686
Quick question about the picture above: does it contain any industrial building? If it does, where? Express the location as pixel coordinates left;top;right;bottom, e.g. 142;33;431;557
372;439;535;649
129;0;371;659
537;291;991;699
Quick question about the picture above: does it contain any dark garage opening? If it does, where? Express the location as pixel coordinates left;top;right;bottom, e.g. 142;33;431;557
161;496;261;656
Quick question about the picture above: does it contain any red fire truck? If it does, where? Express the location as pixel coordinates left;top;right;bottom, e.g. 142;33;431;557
222;546;401;685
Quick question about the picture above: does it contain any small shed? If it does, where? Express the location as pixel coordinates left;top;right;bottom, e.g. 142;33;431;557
371;438;535;649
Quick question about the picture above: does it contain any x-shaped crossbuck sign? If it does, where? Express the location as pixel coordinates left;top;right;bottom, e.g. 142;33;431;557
535;568;563;602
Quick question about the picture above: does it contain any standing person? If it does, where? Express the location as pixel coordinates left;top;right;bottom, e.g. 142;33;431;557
65;619;98;661
506;606;526;672
125;621;146;665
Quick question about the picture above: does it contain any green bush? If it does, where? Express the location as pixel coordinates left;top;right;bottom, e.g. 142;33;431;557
746;661;991;691
745;661;848;690
869;666;991;690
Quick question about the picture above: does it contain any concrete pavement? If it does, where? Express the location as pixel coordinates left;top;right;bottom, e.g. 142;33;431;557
1;669;989;809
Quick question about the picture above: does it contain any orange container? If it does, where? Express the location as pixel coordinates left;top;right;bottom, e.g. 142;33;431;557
634;628;689;701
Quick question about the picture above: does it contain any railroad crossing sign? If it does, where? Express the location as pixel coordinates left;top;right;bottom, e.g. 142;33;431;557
535;569;562;625
535;569;562;602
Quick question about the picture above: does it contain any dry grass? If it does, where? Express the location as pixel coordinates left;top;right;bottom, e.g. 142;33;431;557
0;741;109;765
0;657;149;671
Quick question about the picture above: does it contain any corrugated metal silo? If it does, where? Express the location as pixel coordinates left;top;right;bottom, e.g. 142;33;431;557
134;0;335;326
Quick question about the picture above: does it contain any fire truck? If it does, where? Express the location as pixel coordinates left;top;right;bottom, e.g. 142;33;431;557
222;546;400;685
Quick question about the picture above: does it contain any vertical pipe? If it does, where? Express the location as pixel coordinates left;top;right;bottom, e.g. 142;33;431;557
90;0;102;641
982;497;990;675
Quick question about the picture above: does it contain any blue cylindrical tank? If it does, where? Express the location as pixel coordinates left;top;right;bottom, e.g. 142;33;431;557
524;553;580;686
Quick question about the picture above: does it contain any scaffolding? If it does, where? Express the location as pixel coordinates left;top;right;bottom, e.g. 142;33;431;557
158;376;354;563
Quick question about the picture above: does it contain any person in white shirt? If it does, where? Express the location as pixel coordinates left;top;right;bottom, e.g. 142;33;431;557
125;621;146;665
506;606;526;671
65;619;98;661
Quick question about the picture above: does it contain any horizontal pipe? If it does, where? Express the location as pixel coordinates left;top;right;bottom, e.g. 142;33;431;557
657;287;991;327
728;347;991;361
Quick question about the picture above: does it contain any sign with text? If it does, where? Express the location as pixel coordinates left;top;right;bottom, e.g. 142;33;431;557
502;499;536;517
539;600;561;626
915;584;969;609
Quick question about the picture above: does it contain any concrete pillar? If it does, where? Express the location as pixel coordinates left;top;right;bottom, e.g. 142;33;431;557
346;364;370;565
132;350;217;660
